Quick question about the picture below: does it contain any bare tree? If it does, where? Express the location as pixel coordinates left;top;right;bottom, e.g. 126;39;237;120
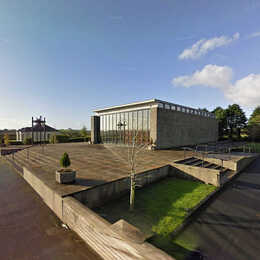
128;131;148;211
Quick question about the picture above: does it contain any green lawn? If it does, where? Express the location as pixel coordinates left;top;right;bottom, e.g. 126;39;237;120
247;142;260;153
94;177;216;259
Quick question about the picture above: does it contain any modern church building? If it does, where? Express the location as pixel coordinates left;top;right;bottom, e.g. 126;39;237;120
91;99;218;149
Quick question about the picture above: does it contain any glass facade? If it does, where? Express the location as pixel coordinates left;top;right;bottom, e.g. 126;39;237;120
100;109;150;144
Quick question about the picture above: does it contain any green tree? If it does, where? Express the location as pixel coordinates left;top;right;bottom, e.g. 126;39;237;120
23;137;32;145
248;106;260;126
226;104;247;140
80;125;88;137
248;107;260;141
198;108;209;112
212;106;227;139
60;152;71;169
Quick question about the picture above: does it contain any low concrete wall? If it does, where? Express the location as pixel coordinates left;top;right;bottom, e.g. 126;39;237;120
204;157;237;171
21;166;174;259
0;148;24;156
73;165;169;208
236;156;258;172
170;163;221;186
63;197;173;260
205;154;259;172
23;167;63;219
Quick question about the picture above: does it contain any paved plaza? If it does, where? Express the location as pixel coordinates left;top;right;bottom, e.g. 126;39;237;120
8;143;194;197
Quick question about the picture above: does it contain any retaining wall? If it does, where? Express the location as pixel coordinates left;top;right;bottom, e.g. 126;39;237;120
23;167;63;219
0;148;24;156
170;163;221;186
63;197;173;260
205;154;258;172
22;166;174;260
73;165;169;208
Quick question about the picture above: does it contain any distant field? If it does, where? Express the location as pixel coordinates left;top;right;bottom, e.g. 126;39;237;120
94;177;216;259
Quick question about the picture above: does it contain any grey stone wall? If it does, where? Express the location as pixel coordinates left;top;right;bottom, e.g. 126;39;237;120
73;165;169;209
154;108;218;149
63;197;174;260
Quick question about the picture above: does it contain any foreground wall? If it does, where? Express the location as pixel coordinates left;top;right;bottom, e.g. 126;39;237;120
205;154;259;172
63;197;173;260
73;166;169;208
169;163;221;186
21;166;174;260
151;107;218;149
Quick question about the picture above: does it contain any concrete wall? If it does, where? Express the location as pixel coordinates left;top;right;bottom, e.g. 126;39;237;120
73;165;169;208
23;167;63;219
205;154;259;172
170;163;221;186
0;148;24;156
63;197;173;260
21;166;174;260
153;108;218;149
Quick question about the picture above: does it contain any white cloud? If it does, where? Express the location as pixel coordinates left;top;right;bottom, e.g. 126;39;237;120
173;64;233;88
179;33;240;60
248;32;260;38
172;64;260;107
227;74;260;107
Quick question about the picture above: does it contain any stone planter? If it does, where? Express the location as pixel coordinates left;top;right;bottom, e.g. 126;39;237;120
56;169;76;184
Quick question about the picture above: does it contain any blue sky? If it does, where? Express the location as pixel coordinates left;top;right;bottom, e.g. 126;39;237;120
1;0;260;129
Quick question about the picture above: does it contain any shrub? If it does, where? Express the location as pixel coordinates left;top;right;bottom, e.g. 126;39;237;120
23;137;32;145
4;134;9;146
60;152;71;169
50;134;70;144
9;140;23;145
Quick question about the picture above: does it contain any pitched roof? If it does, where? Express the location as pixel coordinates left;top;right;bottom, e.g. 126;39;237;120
18;123;57;132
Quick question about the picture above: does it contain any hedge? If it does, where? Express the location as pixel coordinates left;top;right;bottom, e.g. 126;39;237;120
9;140;23;145
68;137;90;143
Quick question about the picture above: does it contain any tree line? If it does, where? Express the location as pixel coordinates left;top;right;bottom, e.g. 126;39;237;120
212;104;260;141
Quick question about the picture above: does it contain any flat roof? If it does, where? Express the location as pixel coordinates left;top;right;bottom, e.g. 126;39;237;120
94;99;158;113
94;99;216;118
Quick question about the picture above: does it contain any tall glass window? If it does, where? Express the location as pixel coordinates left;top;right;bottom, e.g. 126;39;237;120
100;108;150;145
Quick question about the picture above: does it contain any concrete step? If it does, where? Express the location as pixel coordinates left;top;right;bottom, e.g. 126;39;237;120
185;158;202;165
28;149;59;163
204;163;216;168
13;152;43;168
15;150;51;166
177;157;197;164
6;156;26;172
211;164;222;170
190;160;204;167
